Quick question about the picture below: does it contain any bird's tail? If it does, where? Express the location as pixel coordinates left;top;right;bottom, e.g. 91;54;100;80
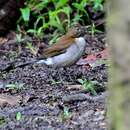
36;59;47;64
1;59;48;72
15;60;38;68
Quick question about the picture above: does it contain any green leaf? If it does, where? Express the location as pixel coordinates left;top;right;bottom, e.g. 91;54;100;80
77;79;84;84
93;0;103;11
71;14;83;25
0;117;6;125
56;0;68;9
16;112;22;121
16;34;22;43
5;83;24;90
20;7;30;22
72;3;87;13
48;11;64;32
27;29;37;34
6;84;16;88
34;16;45;30
60;6;72;16
63;107;70;117
34;0;49;11
84;82;97;96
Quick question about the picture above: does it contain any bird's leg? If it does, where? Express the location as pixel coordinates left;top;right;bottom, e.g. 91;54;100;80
57;68;64;84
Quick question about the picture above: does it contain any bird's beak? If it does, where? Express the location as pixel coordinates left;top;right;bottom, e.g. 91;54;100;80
83;35;89;45
85;38;88;43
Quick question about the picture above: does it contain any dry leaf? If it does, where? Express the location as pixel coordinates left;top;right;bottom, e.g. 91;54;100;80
0;37;8;44
66;84;84;90
0;94;22;106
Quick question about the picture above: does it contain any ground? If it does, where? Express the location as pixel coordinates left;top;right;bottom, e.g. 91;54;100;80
0;32;107;130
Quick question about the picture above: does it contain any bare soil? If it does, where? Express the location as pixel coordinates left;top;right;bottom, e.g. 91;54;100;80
0;33;107;130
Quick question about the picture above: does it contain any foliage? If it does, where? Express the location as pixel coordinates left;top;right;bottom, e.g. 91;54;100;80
20;7;30;23
51;79;61;85
77;78;97;95
16;33;23;43
26;42;37;55
63;107;71;119
0;117;6;125
5;83;24;90
16;112;22;121
60;106;71;122
18;0;104;39
92;0;104;11
88;23;103;36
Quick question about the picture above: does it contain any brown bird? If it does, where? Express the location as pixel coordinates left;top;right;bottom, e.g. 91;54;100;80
35;27;87;67
38;27;84;58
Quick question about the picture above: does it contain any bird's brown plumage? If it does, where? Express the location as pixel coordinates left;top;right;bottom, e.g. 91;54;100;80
40;28;81;58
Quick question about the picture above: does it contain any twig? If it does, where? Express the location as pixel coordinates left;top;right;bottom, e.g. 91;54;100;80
62;92;107;103
0;49;16;54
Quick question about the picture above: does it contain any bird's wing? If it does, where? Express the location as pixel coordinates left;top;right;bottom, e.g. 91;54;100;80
42;37;75;58
42;49;66;58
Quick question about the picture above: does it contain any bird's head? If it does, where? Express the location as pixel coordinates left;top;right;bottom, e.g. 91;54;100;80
66;25;86;38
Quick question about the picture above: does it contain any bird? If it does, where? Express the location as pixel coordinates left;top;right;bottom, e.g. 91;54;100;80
34;27;87;67
37;27;85;58
36;37;86;67
1;27;87;71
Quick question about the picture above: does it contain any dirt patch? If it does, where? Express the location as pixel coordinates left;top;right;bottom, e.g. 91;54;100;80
0;33;107;130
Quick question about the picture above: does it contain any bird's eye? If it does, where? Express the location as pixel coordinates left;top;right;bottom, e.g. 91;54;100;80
76;28;81;35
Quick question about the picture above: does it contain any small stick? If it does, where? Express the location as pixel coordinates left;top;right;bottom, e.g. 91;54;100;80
62;92;107;103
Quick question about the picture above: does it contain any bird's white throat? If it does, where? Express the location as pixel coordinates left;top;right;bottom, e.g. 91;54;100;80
75;37;86;46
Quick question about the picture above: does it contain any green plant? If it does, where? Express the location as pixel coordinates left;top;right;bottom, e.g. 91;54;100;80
71;0;90;25
77;78;97;95
16;112;22;121
26;0;72;36
49;31;61;45
20;7;30;23
72;0;88;15
0;117;6;125
51;79;61;85
17;1;82;36
26;42;37;55
16;33;23;43
27;16;47;38
17;0;104;41
5;83;24;90
60;107;71;121
63;107;71;118
91;0;104;12
88;23;103;36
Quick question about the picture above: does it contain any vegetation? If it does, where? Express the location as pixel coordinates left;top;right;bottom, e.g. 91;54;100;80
16;112;22;121
18;0;104;40
60;106;71;121
5;83;24;90
77;78;97;95
0;117;6;125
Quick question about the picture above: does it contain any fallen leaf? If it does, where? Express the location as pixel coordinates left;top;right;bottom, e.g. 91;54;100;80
77;48;109;66
66;84;84;90
0;37;8;44
0;94;22;106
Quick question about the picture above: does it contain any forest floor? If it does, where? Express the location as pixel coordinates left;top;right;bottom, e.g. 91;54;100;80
0;32;107;130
